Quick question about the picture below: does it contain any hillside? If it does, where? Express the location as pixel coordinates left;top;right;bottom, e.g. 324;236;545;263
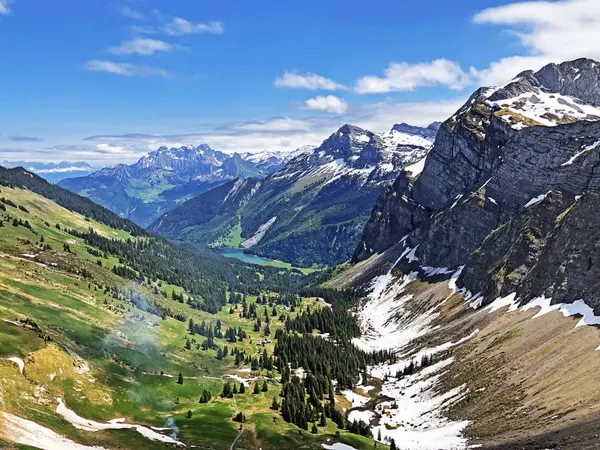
319;58;600;449
59;145;301;227
149;123;437;268
0;166;391;450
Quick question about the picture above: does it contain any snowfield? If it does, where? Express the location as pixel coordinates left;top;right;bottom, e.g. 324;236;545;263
350;251;475;449
487;91;600;129
371;358;469;450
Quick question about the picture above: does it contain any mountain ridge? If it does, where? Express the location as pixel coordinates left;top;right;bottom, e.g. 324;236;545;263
59;144;307;226
353;57;600;313
149;122;437;267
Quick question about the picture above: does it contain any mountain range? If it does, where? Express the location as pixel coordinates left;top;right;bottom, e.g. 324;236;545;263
0;161;94;184
58;145;305;226
148;122;438;267
4;58;600;450
316;57;600;449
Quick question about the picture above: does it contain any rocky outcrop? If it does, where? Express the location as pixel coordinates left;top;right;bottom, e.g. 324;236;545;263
354;58;600;312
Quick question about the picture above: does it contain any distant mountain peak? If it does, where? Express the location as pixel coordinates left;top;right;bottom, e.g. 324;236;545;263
336;124;367;135
390;122;439;140
60;143;302;226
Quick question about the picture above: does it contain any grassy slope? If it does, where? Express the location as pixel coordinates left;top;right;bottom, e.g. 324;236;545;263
0;186;378;450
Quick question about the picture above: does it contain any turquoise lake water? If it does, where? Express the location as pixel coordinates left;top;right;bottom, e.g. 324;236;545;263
219;248;274;265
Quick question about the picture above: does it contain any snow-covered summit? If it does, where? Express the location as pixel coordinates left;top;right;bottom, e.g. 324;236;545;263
381;122;439;152
480;58;600;131
136;144;226;171
271;124;424;186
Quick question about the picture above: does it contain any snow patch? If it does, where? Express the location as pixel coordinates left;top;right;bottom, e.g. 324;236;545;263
342;390;370;408
405;157;427;176
524;191;551;208
55;398;185;446
348;409;375;424
561;140;600;166
2;356;25;374
0;411;108;450
322;444;358;450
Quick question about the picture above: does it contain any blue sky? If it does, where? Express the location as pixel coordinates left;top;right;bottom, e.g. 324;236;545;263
0;0;598;164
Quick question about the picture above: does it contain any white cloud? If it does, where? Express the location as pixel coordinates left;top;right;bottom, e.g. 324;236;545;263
163;17;223;35
24;143;147;165
274;71;346;91
472;0;600;86
304;95;348;114
231;117;313;132
83;60;170;77
119;6;145;20
108;38;174;56
13;94;466;164
355;59;472;94
349;98;465;132
0;0;11;15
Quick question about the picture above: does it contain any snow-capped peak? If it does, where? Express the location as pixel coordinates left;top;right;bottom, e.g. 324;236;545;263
481;58;600;131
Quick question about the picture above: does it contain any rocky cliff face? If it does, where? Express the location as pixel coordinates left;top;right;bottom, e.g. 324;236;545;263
354;58;600;312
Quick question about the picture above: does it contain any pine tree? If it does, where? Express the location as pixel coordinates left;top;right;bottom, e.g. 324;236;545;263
390;439;396;450
199;389;212;403
186;410;192;419
239;383;246;394
253;383;260;394
319;413;326;427
222;382;233;398
177;373;183;385
271;396;279;410
262;380;268;392
311;423;318;434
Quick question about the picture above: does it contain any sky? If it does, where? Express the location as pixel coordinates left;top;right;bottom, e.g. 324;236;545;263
1;0;599;165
